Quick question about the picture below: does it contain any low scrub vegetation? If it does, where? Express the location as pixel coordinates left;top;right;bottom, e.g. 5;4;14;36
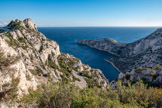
21;80;162;108
9;20;23;29
45;59;58;69
0;51;20;67
0;77;20;101
135;67;151;73
5;32;19;47
79;71;91;78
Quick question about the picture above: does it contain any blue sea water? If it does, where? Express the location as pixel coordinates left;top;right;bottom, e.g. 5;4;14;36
38;27;158;81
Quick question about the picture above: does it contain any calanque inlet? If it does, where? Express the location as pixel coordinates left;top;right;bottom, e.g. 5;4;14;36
0;19;161;108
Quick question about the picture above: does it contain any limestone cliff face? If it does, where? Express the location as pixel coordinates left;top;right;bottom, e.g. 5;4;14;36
78;28;162;73
0;19;108;101
78;38;126;56
78;29;162;86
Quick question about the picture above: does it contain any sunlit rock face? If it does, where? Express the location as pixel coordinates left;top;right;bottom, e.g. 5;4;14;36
7;18;37;31
0;19;108;100
111;65;162;89
23;18;37;31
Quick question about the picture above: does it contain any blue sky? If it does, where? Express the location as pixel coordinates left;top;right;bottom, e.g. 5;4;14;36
0;0;162;27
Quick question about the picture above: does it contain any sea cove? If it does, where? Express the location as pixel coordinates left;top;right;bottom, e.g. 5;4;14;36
38;27;157;81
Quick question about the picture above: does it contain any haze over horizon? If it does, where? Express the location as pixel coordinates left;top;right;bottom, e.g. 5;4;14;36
1;0;162;27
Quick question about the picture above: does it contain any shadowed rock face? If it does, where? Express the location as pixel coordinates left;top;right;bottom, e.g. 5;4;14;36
78;28;162;73
0;19;108;99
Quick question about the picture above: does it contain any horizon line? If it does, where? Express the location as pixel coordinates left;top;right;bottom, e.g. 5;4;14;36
37;26;162;28
0;26;162;28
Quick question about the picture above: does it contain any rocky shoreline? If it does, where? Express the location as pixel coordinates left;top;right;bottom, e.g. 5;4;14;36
105;59;122;73
77;38;125;57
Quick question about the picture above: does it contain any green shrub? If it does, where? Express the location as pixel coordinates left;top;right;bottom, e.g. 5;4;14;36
79;71;91;78
46;59;58;69
18;37;25;43
12;77;20;88
5;32;19;47
21;81;162;108
46;72;51;78
22;45;28;50
9;20;23;29
29;67;43;76
60;73;68;82
58;54;74;81
36;66;43;75
26;74;32;80
2;83;10;88
0;52;20;67
72;76;81;81
0;52;6;64
85;78;100;88
135;67;151;73
29;69;37;75
0;77;20;101
22;83;77;108
51;51;55;56
125;74;130;80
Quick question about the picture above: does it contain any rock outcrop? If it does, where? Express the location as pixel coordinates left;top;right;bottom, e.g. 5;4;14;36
78;38;126;56
0;19;108;101
111;65;162;88
7;18;37;31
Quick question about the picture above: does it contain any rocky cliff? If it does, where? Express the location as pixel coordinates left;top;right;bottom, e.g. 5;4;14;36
78;38;126;56
78;28;162;73
0;18;108;102
78;29;162;86
110;65;162;88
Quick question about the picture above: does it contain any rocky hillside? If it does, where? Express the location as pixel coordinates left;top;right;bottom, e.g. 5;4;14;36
111;64;162;88
78;28;162;73
78;38;126;56
0;18;108;101
78;29;162;87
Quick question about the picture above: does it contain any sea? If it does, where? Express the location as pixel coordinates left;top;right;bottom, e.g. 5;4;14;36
38;27;158;81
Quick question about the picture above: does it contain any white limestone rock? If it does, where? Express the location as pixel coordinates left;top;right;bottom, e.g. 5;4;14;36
23;18;37;31
0;18;109;103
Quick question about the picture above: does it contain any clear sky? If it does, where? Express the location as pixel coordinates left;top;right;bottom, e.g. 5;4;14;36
0;0;162;27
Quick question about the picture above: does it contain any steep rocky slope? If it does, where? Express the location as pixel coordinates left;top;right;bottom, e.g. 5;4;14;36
78;38;126;56
0;18;108;101
111;64;162;88
78;29;162;86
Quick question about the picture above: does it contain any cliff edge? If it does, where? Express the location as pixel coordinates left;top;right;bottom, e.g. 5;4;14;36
0;19;108;102
78;29;162;87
